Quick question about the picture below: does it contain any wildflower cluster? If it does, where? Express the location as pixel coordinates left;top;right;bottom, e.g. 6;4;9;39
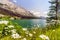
0;20;21;39
0;20;60;40
39;34;49;40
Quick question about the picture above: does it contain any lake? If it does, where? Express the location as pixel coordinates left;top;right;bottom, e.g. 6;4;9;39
12;19;46;28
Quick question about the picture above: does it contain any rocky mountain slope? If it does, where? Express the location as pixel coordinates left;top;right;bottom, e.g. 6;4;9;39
0;0;36;19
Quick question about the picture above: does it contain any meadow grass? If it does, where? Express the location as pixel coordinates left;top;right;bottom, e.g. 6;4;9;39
0;16;60;40
0;21;60;40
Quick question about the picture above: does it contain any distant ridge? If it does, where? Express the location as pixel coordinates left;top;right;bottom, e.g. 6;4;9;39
0;0;39;19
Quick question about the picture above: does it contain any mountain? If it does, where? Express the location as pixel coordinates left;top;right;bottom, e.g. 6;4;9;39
0;0;36;19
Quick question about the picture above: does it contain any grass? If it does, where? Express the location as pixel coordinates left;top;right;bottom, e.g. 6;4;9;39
0;16;60;40
0;22;60;40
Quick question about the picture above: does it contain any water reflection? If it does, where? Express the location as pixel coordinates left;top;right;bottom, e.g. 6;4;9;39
12;19;46;28
31;19;46;27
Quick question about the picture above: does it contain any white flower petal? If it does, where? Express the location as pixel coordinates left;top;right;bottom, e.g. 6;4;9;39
11;33;20;39
11;29;16;34
53;30;55;31
22;28;27;31
10;17;14;20
8;25;14;28
22;38;26;40
33;31;36;34
39;34;49;40
29;33;33;37
0;20;9;25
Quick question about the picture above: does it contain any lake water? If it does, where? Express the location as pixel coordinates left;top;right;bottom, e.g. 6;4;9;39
12;19;46;28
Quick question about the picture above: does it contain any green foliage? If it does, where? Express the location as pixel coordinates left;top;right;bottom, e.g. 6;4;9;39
0;19;60;40
47;0;60;21
48;0;56;20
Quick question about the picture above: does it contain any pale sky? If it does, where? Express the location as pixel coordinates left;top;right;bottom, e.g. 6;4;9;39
11;0;50;12
11;0;50;17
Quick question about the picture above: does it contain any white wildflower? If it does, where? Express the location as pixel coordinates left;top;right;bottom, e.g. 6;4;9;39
22;38;26;40
0;20;9;25
22;28;27;31
11;33;21;39
11;29;16;34
19;36;22;38
33;31;36;34
4;27;8;29
10;17;14;20
8;30;11;32
29;33;33;37
53;30;55;31
25;31;29;34
39;34;49;40
8;25;14;28
5;32;8;35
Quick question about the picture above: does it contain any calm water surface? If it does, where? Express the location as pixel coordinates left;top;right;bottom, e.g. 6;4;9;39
12;19;46;28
